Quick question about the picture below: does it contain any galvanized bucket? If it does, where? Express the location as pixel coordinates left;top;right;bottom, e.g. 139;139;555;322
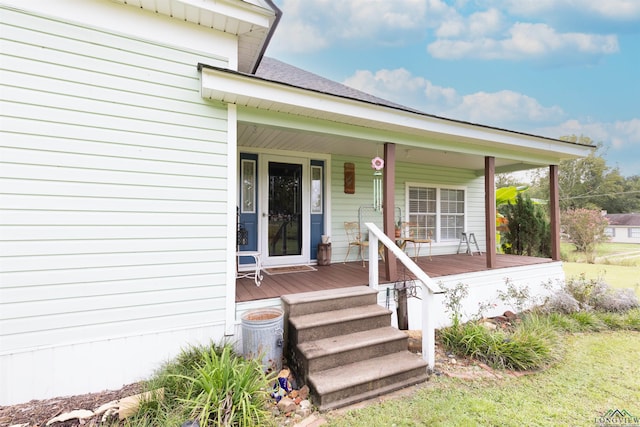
241;308;284;373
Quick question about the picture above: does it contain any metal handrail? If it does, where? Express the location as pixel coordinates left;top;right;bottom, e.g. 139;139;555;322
364;222;440;370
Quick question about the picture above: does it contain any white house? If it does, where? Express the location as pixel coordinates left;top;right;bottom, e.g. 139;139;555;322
0;0;593;405
605;213;640;244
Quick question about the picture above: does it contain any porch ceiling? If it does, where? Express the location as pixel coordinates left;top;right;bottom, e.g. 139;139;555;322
239;122;540;174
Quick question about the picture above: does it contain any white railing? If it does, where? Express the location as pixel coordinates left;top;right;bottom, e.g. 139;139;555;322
365;222;440;370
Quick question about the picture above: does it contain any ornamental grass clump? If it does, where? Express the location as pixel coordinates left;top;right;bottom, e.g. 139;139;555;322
176;345;274;427
128;342;275;427
439;283;559;371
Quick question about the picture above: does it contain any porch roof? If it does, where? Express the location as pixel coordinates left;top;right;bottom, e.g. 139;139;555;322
199;61;593;173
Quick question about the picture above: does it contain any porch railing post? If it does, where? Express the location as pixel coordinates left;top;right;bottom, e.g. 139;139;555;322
422;288;435;371
369;234;379;290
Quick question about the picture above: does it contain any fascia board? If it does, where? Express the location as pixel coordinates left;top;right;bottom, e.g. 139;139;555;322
176;0;273;29
200;67;594;159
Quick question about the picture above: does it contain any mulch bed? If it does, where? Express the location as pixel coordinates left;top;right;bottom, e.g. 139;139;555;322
0;383;142;427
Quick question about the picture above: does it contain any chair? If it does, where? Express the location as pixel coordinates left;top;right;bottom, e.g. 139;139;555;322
343;222;385;267
399;222;432;261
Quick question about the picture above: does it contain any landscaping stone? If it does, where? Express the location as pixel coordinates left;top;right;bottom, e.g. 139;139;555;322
298;385;310;400
277;397;297;414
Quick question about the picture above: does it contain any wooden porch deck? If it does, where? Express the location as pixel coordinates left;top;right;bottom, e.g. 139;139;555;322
236;253;554;302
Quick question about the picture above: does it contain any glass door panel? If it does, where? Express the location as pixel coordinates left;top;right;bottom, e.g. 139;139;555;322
268;162;303;257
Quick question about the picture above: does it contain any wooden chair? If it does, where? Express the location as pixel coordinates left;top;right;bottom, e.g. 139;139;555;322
343;222;385;267
399;222;432;261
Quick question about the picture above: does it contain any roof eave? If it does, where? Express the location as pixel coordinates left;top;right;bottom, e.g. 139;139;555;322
198;63;594;161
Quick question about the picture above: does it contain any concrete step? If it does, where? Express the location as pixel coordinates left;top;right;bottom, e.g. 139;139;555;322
288;304;391;345
282;286;378;318
296;327;408;378
307;351;429;411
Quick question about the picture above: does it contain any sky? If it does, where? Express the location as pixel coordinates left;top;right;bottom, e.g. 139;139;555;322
265;0;640;177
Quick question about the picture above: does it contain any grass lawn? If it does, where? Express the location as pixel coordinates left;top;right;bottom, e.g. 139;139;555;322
325;331;640;426
563;263;640;297
561;242;640;266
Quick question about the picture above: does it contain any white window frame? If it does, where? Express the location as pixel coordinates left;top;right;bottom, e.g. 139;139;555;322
405;182;467;243
629;228;640;238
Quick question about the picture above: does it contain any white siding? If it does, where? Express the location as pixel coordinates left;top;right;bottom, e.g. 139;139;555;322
1;6;231;403
329;154;485;262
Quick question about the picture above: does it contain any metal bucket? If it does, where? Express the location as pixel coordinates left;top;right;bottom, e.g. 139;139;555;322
241;308;284;373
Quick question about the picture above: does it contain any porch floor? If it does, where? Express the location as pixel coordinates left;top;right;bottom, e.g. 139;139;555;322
236;253;555;302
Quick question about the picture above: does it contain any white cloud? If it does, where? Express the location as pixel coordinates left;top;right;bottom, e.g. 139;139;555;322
342;68;459;110
449;90;565;126
502;0;640;21
535;118;640;175
428;22;619;61
269;0;433;54
342;68;563;127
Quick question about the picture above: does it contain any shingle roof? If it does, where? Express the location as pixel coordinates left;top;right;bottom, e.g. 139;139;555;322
605;213;640;226
255;57;422;113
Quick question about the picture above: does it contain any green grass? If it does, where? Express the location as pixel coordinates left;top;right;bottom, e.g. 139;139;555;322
325;331;640;426
561;242;640;266
563;263;640;297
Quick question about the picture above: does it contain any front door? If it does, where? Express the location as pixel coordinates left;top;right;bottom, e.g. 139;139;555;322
260;155;309;266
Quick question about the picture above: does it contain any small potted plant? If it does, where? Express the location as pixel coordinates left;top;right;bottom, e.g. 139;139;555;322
395;220;402;238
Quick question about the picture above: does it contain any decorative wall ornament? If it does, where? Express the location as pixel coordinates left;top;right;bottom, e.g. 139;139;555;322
344;162;355;194
371;156;384;211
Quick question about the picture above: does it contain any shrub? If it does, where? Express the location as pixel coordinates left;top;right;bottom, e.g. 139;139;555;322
543;274;639;313
561;209;609;263
541;290;581;314
440;282;469;328
496;279;532;313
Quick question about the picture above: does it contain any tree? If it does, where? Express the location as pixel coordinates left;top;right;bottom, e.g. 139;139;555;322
531;136;639;213
501;193;550;257
561;208;610;263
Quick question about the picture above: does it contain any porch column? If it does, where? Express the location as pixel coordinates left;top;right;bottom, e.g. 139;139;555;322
484;156;496;268
549;164;561;260
383;143;398;281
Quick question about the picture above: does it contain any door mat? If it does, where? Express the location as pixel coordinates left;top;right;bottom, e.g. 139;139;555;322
263;265;317;275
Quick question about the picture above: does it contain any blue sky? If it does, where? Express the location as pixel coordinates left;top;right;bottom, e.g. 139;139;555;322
265;0;640;177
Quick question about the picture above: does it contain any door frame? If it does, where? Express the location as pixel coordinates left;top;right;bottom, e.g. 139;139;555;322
260;154;310;266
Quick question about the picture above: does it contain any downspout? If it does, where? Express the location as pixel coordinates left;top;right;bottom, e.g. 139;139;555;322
249;0;282;74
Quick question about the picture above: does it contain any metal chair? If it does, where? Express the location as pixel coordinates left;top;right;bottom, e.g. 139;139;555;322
398;222;432;261
344;221;368;266
343;222;385;267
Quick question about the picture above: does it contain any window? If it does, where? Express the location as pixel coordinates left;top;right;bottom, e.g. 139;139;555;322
605;227;614;237
311;165;323;214
407;184;465;241
241;159;256;213
629;228;640;238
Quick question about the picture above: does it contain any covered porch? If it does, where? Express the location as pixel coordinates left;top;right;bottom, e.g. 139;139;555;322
236;253;555;303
